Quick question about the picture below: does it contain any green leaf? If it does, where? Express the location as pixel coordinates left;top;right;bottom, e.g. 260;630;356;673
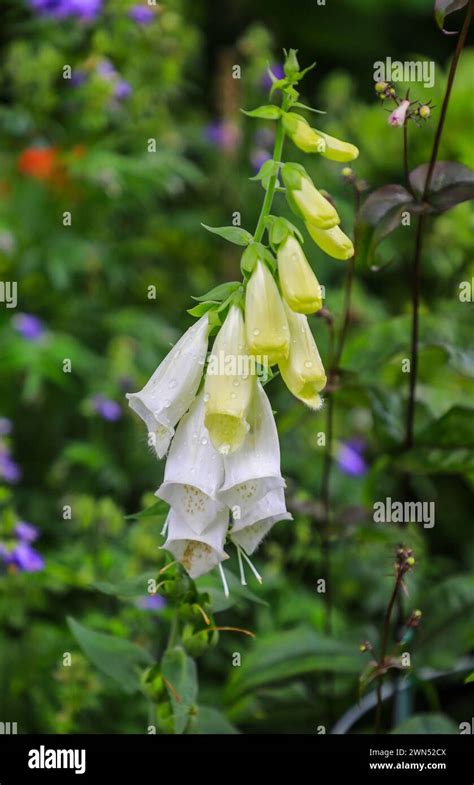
249;158;279;186
464;672;474;684
293;102;326;115
125;500;169;521
242;105;282;120
201;224;253;246
392;713;458;734
67;617;152;694
191;281;241;303
225;627;359;700
194;706;239;734
410;161;474;212
434;0;469;32
93;571;157;598
162;646;198;735
187;302;219;318
417;406;474;448
416;574;474;667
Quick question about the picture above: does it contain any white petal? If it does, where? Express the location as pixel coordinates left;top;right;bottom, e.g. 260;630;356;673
218;381;285;514
162;508;229;579
155;391;225;534
231;488;292;555
126;315;209;458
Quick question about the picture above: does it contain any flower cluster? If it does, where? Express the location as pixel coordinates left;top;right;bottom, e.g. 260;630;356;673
127;51;359;591
29;0;103;21
374;81;433;127
0;521;44;573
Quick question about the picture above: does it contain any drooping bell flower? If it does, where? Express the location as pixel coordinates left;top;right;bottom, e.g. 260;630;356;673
245;260;289;365
279;301;327;409
204;305;255;455
230;487;292;556
282;163;340;230
315;130;359;162
282;112;326;154
218;381;285;515
388;99;410;127
306;221;354;261
126;314;209;458
155;391;225;535
277;235;323;314
162;508;229;580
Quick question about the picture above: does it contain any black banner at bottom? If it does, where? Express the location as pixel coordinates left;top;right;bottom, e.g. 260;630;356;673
0;733;472;782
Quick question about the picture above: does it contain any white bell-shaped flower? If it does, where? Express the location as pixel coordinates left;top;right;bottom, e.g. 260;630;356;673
162;508;229;579
155;390;225;535
218;381;285;516
230;488;292;555
126;315;209;458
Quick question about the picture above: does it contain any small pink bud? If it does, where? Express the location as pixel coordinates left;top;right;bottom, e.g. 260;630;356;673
388;99;410;127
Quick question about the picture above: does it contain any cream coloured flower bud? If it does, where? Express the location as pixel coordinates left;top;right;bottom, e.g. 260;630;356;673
230;488;292;555
218;381;285;515
162;508;229;579
282;112;326;154
126;314;209;458
277;235;323;314
306;221;354;260
316;130;359;162
279;301;327;409
282;164;340;230
204;305;255;455
155;390;225;535
245;260;289;365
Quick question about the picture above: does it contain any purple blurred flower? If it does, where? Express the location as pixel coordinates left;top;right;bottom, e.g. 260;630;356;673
0;449;22;484
15;521;39;543
9;542;44;572
136;594;167;611
261;63;285;91
92;395;122;422
29;0;103;20
337;438;367;477
114;79;133;100
129;5;155;24
250;148;272;174
204;121;240;153
0;418;12;436
96;59;117;79
71;68;87;87
13;313;45;341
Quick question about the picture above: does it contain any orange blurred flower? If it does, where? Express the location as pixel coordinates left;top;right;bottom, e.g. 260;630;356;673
17;147;58;181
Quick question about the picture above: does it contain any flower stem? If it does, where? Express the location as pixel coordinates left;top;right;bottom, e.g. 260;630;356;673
404;1;472;449
253;97;289;242
374;571;403;733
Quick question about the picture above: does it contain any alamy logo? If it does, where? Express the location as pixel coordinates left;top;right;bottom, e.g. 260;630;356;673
373;57;435;88
0;721;17;734
28;746;86;775
373;497;435;529
0;281;17;309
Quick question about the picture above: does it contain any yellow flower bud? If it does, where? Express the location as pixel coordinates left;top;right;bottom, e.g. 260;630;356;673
277;235;323;314
317;130;359;163
293;176;340;230
245;260;289;365
279;301;326;409
306;221;354;261
204;305;255;455
282;113;326;154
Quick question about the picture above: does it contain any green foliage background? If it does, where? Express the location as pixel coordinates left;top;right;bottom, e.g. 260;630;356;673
0;0;473;734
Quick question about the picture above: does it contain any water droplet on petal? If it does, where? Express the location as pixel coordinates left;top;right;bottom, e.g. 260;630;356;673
304;361;313;368
253;328;260;336
168;379;177;389
200;437;208;446
203;393;210;402
220;444;231;455
233;379;240;387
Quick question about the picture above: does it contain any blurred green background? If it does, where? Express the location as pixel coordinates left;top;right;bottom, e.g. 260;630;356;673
0;0;473;734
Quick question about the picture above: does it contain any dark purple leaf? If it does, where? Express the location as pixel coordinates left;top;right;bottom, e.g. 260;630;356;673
410;161;474;212
356;185;416;268
434;0;469;32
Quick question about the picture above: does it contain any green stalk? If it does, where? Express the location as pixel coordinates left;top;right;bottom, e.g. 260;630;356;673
253;97;290;242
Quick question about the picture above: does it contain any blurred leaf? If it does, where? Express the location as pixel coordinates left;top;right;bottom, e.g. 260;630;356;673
191;281;241;303
194;706;239;734
464;672;474;684
356;185;415;268
201;224;253;246
416;575;474;666
196;569;268;613
93;572;157;598
417;406;474;447
125;500;169;521
67;616;152;694
392;713;458;733
225;627;359;700
396;447;474;474
410;162;474;211
242;105;281;119
162;645;198;735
